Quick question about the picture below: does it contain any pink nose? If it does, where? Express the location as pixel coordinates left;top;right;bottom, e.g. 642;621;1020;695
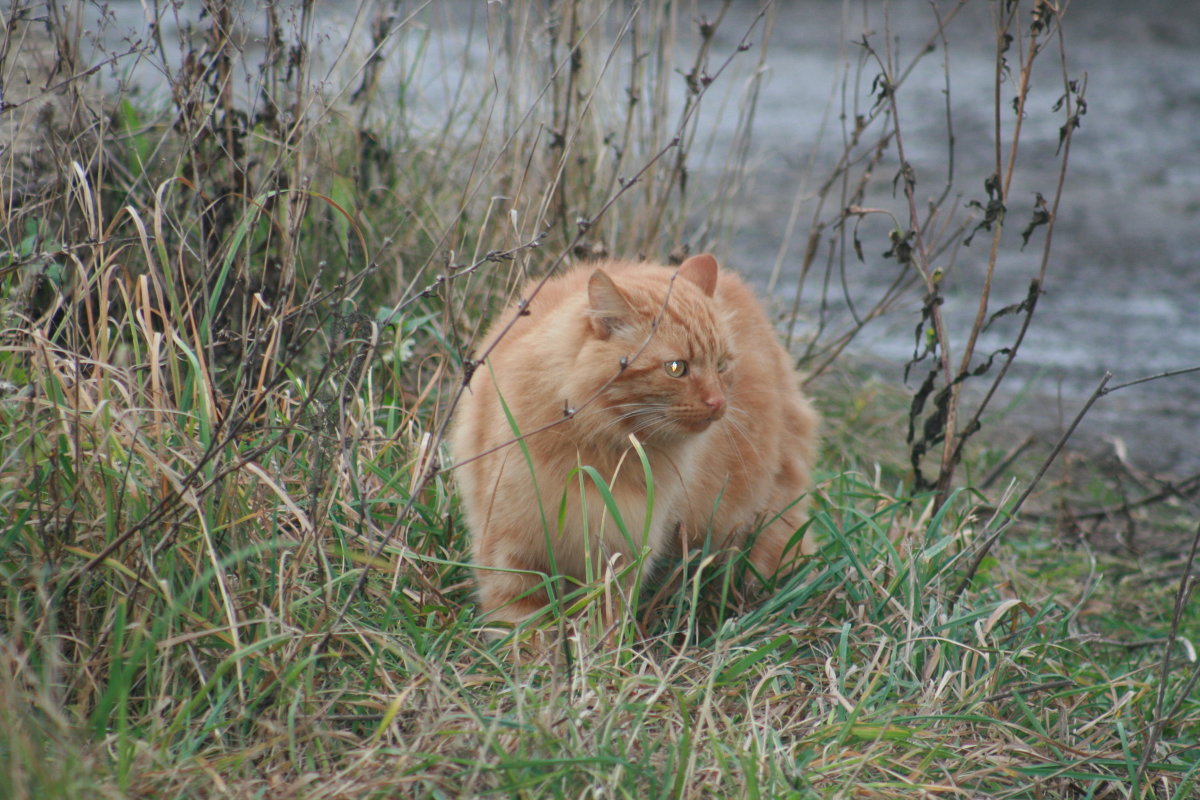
705;394;725;415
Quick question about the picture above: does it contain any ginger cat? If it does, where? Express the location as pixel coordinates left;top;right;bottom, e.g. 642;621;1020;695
450;254;818;625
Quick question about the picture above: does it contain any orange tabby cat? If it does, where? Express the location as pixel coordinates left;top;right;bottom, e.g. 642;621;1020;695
450;253;818;625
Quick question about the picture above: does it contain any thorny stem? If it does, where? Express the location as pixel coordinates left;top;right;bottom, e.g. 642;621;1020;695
872;59;951;386
778;2;970;359
1103;365;1200;394
948;371;1111;608
944;21;1083;498
1134;521;1200;796
942;4;1045;491
646;0;731;240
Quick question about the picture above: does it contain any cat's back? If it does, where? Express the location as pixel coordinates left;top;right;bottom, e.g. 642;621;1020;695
721;267;815;428
714;270;784;349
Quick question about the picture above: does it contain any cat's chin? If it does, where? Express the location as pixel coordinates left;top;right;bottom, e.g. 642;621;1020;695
665;416;721;437
606;417;715;447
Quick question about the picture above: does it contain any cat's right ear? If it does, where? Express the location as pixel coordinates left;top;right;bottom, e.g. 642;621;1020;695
587;269;633;339
678;253;719;297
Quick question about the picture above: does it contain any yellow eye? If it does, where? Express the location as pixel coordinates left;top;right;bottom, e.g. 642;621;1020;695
717;357;731;374
664;360;688;378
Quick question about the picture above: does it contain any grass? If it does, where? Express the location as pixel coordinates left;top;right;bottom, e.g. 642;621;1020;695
2;0;1198;797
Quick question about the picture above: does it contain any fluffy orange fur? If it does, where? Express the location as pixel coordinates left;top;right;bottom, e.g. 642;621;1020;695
450;254;819;625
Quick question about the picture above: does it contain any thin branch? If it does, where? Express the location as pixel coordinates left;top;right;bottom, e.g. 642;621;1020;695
949;371;1111;607
1103;365;1200;395
941;23;1085;500
1022;472;1200;524
1134;521;1200;796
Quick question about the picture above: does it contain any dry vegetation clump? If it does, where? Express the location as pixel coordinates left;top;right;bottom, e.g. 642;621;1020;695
1;1;1197;798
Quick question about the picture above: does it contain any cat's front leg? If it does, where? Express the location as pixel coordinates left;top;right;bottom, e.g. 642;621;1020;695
744;511;815;585
474;544;555;627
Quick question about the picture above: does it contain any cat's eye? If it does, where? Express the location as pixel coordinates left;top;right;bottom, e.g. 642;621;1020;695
717;357;731;374
664;360;688;378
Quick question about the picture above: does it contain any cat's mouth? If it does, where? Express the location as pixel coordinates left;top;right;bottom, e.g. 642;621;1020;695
676;408;725;433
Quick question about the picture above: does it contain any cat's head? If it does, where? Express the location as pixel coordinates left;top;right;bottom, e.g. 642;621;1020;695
577;254;732;443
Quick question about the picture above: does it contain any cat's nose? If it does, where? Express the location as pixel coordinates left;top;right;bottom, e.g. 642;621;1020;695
704;393;726;417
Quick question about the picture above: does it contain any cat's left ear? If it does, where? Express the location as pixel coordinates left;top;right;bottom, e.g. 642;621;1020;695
587;269;634;339
678;253;719;297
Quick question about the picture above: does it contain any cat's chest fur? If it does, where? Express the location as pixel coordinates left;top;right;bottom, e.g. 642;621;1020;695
515;418;706;577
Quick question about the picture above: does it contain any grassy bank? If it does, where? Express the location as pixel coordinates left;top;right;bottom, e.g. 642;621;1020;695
2;1;1197;797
